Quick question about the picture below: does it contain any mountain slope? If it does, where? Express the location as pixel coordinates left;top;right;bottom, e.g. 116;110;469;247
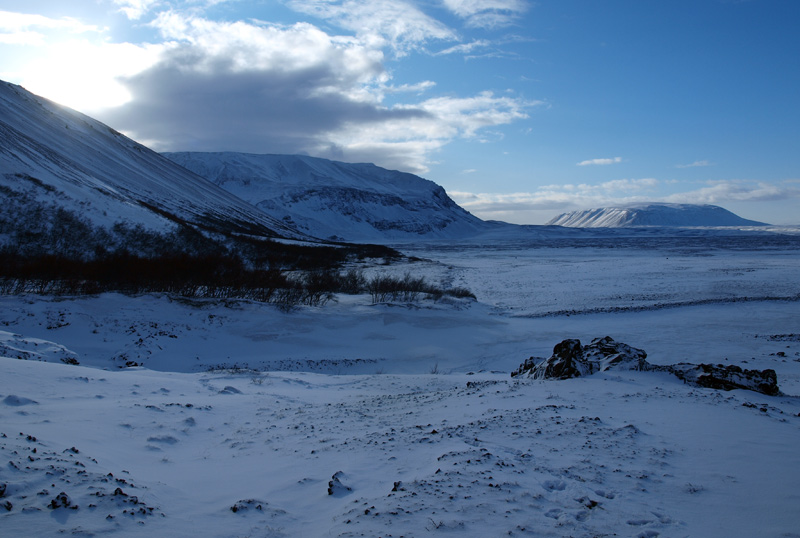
164;151;487;242
0;81;309;241
547;203;768;228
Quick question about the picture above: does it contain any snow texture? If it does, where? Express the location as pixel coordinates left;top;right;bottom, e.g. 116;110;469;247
2;237;800;537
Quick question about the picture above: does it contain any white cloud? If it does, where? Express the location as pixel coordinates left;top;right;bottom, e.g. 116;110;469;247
441;0;528;28
112;0;161;20
320;91;536;172
0;10;103;45
287;0;457;54
675;159;712;168
664;180;799;204
577;157;622;166
435;39;492;55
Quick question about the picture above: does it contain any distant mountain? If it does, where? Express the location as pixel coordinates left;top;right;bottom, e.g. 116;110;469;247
164;152;487;242
546;203;768;228
0;80;309;242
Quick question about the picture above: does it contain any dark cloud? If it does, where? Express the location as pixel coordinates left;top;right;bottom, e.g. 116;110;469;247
103;51;429;155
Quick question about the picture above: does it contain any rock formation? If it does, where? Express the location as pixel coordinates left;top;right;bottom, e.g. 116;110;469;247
512;336;779;396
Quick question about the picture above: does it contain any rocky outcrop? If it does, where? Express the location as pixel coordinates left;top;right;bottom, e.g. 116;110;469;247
666;362;779;396
512;337;780;396
511;337;650;379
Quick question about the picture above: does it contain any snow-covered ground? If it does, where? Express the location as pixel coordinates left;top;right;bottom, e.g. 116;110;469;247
2;235;800;537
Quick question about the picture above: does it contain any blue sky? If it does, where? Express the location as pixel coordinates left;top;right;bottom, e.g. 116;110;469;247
1;0;798;224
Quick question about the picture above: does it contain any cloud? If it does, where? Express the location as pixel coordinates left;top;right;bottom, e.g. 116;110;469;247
318;91;536;172
441;0;529;28
664;180;799;204
287;0;456;54
99;14;534;173
675;159;712;168
0;10;159;110
577;157;622;166
112;0;160;20
448;178;800;224
435;39;492;56
0;10;102;45
450;178;660;216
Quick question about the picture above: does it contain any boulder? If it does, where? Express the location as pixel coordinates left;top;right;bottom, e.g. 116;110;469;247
511;336;649;380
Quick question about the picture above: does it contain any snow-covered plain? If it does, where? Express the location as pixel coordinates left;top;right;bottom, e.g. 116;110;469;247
2;234;800;537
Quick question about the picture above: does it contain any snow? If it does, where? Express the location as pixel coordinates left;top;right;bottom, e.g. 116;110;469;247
0;81;309;240
547;203;768;228
2;234;800;537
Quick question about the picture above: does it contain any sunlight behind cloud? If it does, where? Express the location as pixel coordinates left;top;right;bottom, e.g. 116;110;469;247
22;40;163;112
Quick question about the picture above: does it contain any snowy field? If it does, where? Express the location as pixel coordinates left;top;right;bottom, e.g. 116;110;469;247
2;234;800;537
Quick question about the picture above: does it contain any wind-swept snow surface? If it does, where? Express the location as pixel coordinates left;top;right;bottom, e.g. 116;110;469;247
547;203;768;228
0;81;309;240
164;151;487;242
2;234;800;536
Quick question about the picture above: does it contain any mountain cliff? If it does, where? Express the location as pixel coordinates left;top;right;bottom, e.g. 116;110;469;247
546;203;768;228
164;151;487;242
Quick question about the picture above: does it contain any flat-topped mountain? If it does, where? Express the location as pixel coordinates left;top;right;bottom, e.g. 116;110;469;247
164;151;487;242
546;203;768;228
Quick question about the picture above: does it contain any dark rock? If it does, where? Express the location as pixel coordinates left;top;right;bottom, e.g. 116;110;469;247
513;337;780;395
327;471;352;496
3;395;38;406
512;337;648;380
230;499;264;513
49;491;74;509
667;362;779;396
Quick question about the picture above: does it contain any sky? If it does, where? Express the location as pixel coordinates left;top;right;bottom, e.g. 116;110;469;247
1;0;798;225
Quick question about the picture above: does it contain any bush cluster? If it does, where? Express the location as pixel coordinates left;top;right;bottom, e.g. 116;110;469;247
366;272;476;303
0;186;473;308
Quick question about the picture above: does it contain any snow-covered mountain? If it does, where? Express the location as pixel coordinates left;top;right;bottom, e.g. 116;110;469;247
0;81;309;241
547;203;768;228
164;151;487;242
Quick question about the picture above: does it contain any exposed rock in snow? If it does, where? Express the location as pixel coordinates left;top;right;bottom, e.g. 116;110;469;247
511;337;650;379
667;362;780;396
163;151;487;242
327;471;352;496
512;336;780;395
547;203;768;228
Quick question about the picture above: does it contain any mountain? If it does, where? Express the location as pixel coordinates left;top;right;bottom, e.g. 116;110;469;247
546;203;768;228
0;80;310;242
163;152;487;242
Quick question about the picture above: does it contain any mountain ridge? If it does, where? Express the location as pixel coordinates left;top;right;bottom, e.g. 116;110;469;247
164;151;487;242
0;80;310;241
